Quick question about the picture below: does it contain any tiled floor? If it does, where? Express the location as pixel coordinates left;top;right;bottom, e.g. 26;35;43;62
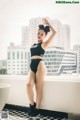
0;104;69;120
0;108;67;120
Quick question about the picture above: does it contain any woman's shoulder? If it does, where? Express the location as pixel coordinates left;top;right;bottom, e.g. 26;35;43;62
31;43;36;46
41;42;46;51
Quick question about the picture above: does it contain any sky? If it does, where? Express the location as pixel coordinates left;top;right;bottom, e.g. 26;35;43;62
0;0;80;59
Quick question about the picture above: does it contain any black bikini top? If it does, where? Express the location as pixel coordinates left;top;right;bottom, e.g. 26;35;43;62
30;42;45;57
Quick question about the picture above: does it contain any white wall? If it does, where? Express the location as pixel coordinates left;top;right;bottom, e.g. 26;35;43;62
0;75;80;114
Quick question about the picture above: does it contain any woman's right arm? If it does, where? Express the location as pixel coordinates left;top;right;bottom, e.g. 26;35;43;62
42;18;57;49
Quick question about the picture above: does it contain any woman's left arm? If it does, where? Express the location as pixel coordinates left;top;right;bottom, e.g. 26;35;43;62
42;18;57;49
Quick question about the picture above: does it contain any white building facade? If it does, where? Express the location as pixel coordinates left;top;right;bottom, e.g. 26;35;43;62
22;26;30;48
43;47;77;75
29;17;42;44
7;43;30;75
0;60;7;69
73;45;80;73
51;19;70;49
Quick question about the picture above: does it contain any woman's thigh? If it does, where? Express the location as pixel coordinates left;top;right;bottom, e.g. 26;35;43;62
35;61;47;85
27;68;36;87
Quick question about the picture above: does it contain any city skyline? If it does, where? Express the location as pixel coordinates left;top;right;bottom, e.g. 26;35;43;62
0;0;80;59
6;43;77;75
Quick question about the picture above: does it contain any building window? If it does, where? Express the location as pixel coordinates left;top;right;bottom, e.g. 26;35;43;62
17;51;19;59
13;52;15;59
21;52;23;59
8;52;10;59
48;55;51;57
25;52;27;59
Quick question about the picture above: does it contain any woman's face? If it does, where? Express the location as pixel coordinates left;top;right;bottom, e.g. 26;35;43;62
37;29;46;42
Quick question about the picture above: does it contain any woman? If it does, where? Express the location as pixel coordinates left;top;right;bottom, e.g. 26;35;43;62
26;18;57;117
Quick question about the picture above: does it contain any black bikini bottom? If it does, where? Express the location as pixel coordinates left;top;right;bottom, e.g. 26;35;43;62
30;58;43;73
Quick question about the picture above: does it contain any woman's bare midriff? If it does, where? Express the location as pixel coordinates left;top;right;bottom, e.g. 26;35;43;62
31;56;43;59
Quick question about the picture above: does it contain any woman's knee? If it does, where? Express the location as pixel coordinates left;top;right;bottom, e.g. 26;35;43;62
26;81;34;88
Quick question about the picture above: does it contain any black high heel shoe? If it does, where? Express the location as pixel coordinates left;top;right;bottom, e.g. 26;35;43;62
27;102;36;116
30;108;40;117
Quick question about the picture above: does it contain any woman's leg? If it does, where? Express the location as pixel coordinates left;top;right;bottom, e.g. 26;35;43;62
35;61;47;109
26;69;36;105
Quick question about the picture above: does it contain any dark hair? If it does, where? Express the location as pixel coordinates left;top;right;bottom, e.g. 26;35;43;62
38;24;50;35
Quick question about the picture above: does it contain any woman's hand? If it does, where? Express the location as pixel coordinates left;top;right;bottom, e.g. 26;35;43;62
42;18;57;34
42;18;50;26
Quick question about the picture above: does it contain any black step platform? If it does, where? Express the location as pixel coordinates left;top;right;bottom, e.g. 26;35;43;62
1;104;68;120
